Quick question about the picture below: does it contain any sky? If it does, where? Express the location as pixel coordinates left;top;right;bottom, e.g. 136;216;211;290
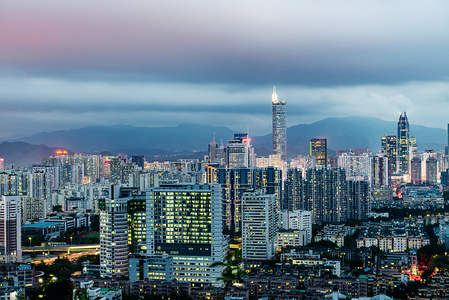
1;0;449;138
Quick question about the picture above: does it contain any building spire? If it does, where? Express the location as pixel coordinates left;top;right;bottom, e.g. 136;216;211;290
272;85;278;102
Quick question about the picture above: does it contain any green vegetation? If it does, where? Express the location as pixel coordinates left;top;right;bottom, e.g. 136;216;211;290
211;250;245;297
31;255;100;300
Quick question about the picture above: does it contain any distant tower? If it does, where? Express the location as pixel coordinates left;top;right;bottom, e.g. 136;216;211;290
310;138;327;166
397;112;410;174
272;86;287;161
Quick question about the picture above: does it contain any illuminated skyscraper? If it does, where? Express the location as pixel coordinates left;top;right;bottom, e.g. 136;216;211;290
310;138;327;166
146;183;227;286
272;86;287;161
397;112;410;174
381;135;397;174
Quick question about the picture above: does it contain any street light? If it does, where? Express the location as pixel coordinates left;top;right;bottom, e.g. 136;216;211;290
70;236;73;245
29;237;32;247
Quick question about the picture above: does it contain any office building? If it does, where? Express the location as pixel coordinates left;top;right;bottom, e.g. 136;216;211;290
226;134;255;168
128;196;146;254
100;186;129;278
381;135;397;174
309;138;327;166
129;254;173;282
305;167;347;224
397;112;410;174
146;183;227;286
0;196;22;263
278;210;312;244
242;189;277;261
410;157;422;185
272;86;287;161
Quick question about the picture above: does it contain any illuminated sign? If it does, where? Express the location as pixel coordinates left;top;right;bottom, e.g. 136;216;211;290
56;150;68;155
242;138;251;143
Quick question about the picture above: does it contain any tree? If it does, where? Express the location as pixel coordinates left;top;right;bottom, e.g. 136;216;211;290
210;250;245;297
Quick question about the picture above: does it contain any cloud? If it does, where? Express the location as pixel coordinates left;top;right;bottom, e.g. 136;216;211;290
1;0;449;85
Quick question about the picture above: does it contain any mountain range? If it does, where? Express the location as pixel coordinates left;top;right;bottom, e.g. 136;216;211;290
0;116;446;167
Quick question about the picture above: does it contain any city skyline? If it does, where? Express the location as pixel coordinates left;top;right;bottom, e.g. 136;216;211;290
1;1;449;138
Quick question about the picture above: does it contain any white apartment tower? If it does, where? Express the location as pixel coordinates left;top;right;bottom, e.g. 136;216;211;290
100;186;129;278
0;196;22;263
242;189;277;261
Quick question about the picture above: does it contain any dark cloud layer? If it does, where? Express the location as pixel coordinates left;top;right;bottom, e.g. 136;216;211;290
1;1;449;138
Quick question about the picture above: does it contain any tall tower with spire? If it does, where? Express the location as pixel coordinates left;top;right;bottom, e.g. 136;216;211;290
397;112;410;174
272;86;287;160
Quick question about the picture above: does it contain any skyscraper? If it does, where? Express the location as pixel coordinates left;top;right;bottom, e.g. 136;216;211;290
381;135;397;174
310;138;327;166
272;86;287;161
397;112;410;174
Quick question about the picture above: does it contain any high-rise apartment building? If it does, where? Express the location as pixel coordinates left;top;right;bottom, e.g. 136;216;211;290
146;183;227;286
213;167;282;232
397;112;410;174
284;168;303;211
272;86;287;161
0;196;22;263
337;153;370;180
241;189;277;261
305;167;347;224
310;138;327;166
370;153;390;187
381;135;397;174
410;157;422;185
426;156;438;185
100;186;129;278
347;180;370;220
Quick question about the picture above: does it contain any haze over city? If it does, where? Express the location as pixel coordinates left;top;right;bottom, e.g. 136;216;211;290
1;0;449;138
